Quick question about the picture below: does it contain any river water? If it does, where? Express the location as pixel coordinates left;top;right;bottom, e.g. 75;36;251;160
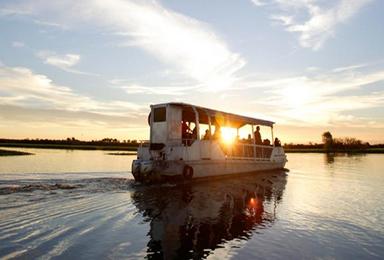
0;148;383;259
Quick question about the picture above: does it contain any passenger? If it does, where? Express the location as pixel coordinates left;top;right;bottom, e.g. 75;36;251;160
191;126;197;139
246;134;253;157
203;129;211;140
254;126;262;145
263;139;271;146
274;138;281;147
182;121;190;138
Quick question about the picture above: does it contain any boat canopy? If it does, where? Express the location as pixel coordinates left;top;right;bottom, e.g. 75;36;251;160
153;102;274;128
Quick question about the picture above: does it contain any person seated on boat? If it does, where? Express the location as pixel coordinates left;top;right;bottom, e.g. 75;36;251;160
243;134;253;157
182;121;191;138
247;134;252;144
191;125;197;139
254;126;262;145
203;129;211;140
274;137;281;147
263;139;271;146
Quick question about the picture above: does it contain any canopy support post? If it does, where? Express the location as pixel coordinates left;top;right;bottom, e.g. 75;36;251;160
207;112;212;140
192;106;200;140
251;124;256;160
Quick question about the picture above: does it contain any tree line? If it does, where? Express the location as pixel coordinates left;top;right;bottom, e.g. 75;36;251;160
321;131;373;152
0;138;141;147
1;133;383;151
284;131;383;152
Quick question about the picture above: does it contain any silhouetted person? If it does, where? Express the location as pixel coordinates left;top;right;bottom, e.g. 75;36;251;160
191;126;197;139
274;138;281;147
182;121;190;138
254;126;262;145
203;129;211;140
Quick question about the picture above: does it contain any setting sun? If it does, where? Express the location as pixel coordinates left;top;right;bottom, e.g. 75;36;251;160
221;127;237;144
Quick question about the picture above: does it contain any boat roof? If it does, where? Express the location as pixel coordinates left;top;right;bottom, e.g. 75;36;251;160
152;102;274;128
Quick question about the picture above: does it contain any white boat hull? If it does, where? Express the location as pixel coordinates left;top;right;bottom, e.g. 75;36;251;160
132;156;286;182
133;102;288;183
186;159;286;178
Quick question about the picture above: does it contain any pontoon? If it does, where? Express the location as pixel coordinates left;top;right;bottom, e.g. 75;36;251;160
132;102;287;182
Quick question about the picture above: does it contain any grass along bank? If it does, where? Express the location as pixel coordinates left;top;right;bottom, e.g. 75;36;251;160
0;143;138;151
285;148;384;153
0;149;33;156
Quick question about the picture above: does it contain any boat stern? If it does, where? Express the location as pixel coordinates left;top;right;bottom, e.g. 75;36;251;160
271;147;287;168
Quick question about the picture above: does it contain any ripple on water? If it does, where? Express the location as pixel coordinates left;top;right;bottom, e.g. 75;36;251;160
1;153;384;259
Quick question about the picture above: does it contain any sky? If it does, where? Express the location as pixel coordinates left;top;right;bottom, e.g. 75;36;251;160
0;0;383;144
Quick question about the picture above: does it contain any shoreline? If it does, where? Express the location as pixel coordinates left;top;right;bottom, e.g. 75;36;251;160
0;143;138;151
0;148;33;156
284;148;384;153
1;143;384;154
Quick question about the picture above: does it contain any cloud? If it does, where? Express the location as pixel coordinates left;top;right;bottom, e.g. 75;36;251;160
1;0;245;91
0;64;145;117
0;104;150;140
0;64;152;139
0;104;146;129
120;84;199;96
12;41;25;48
107;76;201;96
33;19;68;29
35;50;98;76
37;50;79;69
332;63;369;73
250;0;266;7
253;0;372;50
246;68;384;126
271;15;294;26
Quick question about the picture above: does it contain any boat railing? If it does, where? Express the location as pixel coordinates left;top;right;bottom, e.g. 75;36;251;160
182;138;196;146
139;140;150;147
139;139;273;161
224;143;273;161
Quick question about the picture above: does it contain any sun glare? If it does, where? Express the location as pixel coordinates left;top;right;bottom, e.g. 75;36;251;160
221;127;237;144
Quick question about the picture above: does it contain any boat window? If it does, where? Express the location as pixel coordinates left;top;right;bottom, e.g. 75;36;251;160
153;107;166;122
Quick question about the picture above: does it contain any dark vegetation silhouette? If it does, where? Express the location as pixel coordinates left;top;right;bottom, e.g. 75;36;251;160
0;138;140;151
0;133;383;152
321;131;372;152
322;131;333;152
284;131;382;153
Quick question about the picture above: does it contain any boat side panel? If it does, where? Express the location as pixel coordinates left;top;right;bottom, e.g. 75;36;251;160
186;160;285;178
138;146;151;160
157;159;285;178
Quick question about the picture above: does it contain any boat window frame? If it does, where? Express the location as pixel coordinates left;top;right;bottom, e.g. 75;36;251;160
153;107;166;122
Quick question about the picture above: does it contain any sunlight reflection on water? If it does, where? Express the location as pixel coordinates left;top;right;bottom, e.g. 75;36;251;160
0;147;134;179
0;150;383;259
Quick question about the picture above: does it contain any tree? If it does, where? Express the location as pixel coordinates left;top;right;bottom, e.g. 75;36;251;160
322;131;333;152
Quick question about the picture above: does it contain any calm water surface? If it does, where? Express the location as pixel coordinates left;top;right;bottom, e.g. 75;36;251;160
0;148;383;259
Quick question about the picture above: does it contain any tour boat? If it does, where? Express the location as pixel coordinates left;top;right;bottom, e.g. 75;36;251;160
132;102;287;182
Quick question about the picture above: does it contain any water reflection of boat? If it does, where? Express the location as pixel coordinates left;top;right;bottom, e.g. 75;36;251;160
131;171;287;259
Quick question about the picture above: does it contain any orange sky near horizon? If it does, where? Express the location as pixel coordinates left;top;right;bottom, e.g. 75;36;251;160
1;123;383;144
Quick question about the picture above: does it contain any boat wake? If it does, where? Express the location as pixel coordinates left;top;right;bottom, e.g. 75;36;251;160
0;177;135;196
0;171;288;259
